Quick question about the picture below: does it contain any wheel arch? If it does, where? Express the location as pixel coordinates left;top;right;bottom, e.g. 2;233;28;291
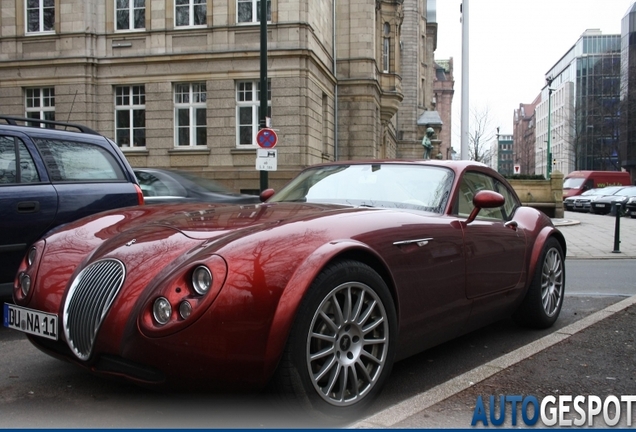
527;227;566;283
261;240;398;382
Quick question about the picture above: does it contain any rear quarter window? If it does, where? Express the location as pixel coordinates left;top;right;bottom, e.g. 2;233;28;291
32;138;126;182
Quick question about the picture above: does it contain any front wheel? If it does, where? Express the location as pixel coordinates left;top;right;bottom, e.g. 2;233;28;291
272;260;397;419
513;237;565;329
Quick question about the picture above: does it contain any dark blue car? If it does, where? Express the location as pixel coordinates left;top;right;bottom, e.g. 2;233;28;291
0;116;144;299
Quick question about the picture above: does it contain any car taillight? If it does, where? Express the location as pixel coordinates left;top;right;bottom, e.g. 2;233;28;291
135;184;145;205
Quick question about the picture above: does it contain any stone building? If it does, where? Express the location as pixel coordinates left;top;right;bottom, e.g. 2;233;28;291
432;58;454;160
512;96;538;175
0;0;441;193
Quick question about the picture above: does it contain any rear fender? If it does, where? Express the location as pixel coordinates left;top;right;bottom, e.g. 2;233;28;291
261;239;392;379
527;227;567;285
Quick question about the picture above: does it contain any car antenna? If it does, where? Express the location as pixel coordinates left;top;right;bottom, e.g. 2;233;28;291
65;90;78;129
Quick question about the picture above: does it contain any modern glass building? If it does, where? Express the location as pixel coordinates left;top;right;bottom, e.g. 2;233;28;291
620;3;636;181
536;30;621;175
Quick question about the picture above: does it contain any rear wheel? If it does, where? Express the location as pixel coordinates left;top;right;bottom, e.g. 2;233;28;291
513;237;565;329
272;260;397;420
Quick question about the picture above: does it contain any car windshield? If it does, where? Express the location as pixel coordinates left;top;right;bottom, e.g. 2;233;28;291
562;177;584;189
598;186;625;196
620;187;636;197
269;163;455;213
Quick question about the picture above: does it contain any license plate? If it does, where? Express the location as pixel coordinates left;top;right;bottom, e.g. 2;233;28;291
596;203;605;208
3;303;58;340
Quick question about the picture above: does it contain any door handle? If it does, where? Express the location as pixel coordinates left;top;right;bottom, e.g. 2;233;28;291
504;220;518;231
17;201;40;213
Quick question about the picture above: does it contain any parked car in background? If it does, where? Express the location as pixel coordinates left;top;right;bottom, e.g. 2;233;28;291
0;115;143;300
626;195;636;218
5;160;566;419
589;186;636;215
134;168;259;205
566;186;626;212
562;170;631;199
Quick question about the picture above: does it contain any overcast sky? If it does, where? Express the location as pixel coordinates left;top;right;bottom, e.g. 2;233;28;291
434;0;634;152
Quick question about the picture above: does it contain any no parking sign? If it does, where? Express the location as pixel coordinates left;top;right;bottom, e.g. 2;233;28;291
256;128;278;148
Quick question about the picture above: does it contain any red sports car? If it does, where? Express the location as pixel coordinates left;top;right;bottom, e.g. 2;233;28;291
4;160;566;418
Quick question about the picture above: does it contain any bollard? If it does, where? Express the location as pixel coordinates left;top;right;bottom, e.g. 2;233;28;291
612;201;621;253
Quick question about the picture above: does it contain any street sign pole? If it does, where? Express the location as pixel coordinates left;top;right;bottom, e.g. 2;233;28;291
259;0;268;192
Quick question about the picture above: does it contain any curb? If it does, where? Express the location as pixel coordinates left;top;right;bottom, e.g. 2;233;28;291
349;294;636;428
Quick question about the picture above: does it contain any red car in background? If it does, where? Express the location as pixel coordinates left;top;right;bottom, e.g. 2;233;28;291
4;160;566;420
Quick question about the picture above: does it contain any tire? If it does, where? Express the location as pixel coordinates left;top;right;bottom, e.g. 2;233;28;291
513;237;565;329
271;260;397;420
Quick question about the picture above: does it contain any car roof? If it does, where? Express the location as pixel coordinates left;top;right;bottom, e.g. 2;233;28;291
0;116;103;141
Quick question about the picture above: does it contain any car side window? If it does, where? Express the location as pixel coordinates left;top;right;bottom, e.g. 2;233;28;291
456;171;504;221
0;136;41;184
32;138;125;182
136;171;173;197
495;181;520;220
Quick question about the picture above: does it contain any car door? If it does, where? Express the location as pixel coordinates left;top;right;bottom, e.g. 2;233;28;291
456;171;527;299
0;134;58;286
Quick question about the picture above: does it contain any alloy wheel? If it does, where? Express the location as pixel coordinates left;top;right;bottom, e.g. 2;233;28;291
306;281;389;407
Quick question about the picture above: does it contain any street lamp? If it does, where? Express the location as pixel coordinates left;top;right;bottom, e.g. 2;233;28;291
546;77;554;179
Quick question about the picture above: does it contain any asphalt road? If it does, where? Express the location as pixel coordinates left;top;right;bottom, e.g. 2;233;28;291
0;260;633;428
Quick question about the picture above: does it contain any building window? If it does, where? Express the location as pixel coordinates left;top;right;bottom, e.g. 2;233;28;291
382;23;390;73
115;85;146;147
237;0;271;24
174;83;207;147
175;0;206;27
26;0;54;33
116;0;145;31
25;88;55;127
236;80;271;146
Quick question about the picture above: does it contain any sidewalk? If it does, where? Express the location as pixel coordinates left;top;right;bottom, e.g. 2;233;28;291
554;210;636;259
352;210;636;428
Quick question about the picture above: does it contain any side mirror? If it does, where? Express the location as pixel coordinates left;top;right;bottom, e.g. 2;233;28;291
259;188;275;202
465;190;505;224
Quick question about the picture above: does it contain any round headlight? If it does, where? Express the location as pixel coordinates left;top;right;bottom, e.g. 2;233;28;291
192;266;212;295
20;273;31;297
179;301;192;320
27;247;37;267
153;297;172;325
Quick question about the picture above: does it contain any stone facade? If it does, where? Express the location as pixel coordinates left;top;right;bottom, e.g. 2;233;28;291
0;0;437;193
432;58;453;160
512;96;539;175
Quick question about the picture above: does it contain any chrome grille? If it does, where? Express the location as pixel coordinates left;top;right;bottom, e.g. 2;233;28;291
63;259;125;361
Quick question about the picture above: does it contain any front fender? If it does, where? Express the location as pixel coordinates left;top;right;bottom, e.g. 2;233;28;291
261;239;392;379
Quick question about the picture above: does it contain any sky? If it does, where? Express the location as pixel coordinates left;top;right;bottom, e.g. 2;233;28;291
434;0;634;152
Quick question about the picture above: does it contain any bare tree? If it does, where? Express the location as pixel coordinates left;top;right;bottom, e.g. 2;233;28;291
468;106;496;163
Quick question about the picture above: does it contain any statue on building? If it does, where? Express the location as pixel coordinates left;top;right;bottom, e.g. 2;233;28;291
422;127;435;159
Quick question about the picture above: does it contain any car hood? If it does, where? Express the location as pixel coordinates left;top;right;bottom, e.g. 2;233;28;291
69;201;387;244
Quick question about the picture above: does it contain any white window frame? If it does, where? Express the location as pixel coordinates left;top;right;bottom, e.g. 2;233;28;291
115;85;146;148
236;80;271;147
175;0;206;28
174;83;207;147
237;0;271;24
25;87;55;126
115;0;145;32
25;0;55;34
